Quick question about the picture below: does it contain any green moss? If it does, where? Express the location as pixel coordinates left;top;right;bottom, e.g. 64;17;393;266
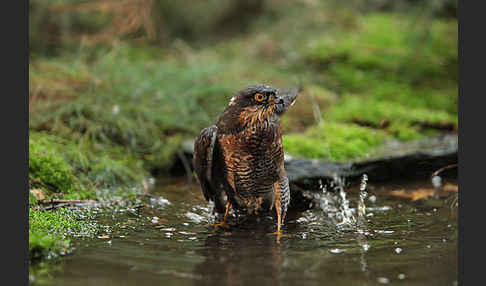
304;13;458;140
387;121;423;141
326;96;456;141
29;133;79;198
329;96;456;125
306;13;457;86
29;208;99;261
29;131;148;203
29;230;61;261
283;122;387;161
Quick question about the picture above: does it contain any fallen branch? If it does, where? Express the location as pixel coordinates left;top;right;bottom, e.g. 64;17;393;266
431;164;458;177
33;199;99;211
39;199;97;204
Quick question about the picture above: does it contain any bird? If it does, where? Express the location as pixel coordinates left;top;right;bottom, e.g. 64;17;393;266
193;84;300;235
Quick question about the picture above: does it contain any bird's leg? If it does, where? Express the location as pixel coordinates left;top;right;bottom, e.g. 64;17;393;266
271;198;288;243
271;183;291;242
275;197;282;234
213;202;231;228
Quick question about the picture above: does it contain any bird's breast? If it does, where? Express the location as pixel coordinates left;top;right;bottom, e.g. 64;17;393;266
218;120;284;212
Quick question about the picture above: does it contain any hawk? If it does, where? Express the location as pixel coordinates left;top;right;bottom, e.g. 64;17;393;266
193;84;300;235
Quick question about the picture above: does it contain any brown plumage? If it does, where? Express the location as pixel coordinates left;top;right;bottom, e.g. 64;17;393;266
193;84;300;233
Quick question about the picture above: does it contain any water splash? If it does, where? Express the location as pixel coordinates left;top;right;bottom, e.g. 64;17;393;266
317;175;355;226
335;176;355;226
357;174;368;227
314;173;372;232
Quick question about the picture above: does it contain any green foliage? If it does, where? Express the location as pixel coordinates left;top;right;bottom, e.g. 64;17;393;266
283;122;387;161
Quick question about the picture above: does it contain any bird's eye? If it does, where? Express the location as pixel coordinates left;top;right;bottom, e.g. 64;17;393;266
254;93;265;102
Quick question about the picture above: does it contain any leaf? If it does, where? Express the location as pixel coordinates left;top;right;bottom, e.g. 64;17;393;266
442;183;458;192
389;188;436;201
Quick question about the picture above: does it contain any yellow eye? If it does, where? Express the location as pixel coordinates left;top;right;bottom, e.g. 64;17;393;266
255;93;265;102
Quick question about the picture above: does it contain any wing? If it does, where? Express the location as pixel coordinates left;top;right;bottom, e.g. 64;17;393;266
193;125;219;203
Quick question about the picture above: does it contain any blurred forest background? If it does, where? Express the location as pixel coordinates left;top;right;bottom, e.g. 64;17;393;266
29;0;458;205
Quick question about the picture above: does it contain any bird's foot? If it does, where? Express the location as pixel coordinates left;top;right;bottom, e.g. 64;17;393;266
212;221;230;229
269;231;292;242
270;231;291;237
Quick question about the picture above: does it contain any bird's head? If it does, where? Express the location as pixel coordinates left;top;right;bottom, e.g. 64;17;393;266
231;83;298;113
218;84;300;132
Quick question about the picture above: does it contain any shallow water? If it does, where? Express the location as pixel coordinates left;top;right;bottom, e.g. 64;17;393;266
31;177;458;286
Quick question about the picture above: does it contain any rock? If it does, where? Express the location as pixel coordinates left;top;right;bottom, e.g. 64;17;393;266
285;133;458;186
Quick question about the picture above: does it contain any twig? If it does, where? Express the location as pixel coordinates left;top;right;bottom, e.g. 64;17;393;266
39;203;71;211
39;199;97;204
431;164;458;178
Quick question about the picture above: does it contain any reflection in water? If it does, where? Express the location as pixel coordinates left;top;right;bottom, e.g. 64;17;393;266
193;219;285;286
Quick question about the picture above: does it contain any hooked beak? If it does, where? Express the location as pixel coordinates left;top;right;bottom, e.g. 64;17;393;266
274;95;285;105
274;88;300;115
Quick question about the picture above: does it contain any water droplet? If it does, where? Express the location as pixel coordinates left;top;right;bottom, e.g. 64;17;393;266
362;244;370;251
185;212;204;223
432;175;442;188
376;230;394;234
150;197;171;207
329;248;344;254
178;231;196;235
